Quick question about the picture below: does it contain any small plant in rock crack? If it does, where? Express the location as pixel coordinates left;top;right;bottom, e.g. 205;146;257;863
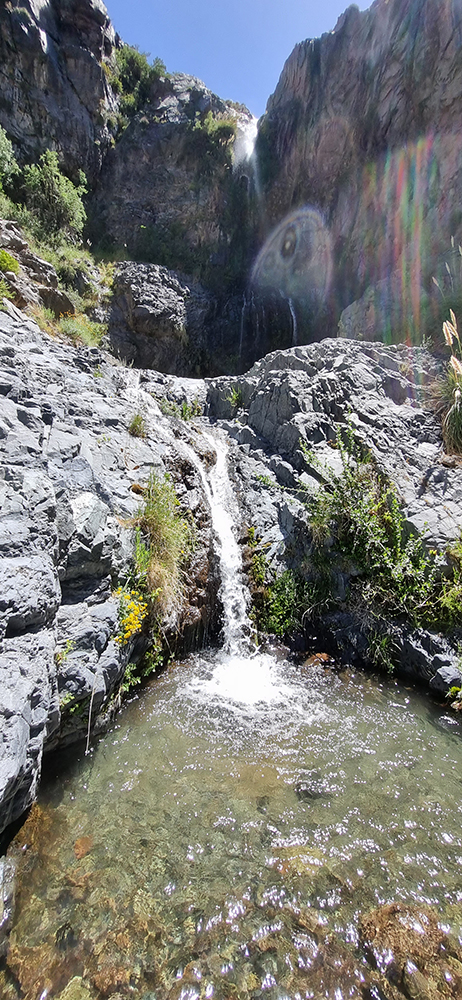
130;471;190;615
54;639;75;666
0;248;19;274
225;386;243;410
114;587;149;644
428;311;462;454
158;397;202;420
128;412;147;438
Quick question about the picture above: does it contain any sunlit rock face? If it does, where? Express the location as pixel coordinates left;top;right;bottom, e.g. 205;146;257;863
256;0;462;344
0;0;117;184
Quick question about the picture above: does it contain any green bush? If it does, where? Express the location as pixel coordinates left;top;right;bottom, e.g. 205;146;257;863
0;249;19;274
0;126;19;190
106;46;166;127
302;429;440;624
257;569;310;637
58;313;106;347
22;150;87;243
184;111;237;174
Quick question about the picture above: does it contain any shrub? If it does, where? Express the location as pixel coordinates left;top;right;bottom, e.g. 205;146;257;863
428;311;462;454
0;248;19;274
106;45;166;128
184;111;237;174
301;427;442;626
58;313;106;346
0;126;19;190
22;150;87;243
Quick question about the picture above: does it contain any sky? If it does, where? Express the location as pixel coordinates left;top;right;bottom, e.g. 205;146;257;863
104;0;373;118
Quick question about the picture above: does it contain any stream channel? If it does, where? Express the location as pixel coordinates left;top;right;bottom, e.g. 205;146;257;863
4;432;462;999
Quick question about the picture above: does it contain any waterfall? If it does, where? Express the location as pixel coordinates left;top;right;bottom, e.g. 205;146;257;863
178;429;251;654
239;292;247;362
288;298;298;346
233;114;261;200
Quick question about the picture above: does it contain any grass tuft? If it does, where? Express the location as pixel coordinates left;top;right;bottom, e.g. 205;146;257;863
132;471;190;615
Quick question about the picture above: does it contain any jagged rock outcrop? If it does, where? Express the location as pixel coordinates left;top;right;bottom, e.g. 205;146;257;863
207;338;462;685
0;301;220;837
256;0;462;343
0;0;117;184
108;261;213;375
0;219;75;315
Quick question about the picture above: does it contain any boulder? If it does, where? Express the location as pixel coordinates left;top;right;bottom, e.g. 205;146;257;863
109;261;212;374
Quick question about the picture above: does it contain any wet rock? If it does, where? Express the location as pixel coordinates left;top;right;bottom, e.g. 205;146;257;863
0;856;15;959
359;902;462;997
429;664;462;697
0;304;219;835
295;770;328;800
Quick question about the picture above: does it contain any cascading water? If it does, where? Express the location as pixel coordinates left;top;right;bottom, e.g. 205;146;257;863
4;426;462;1000
238;292;247;365
180;428;293;706
233;115;261;200
288;297;298;347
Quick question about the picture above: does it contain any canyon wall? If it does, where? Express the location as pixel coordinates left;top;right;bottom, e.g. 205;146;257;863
256;0;462;343
0;0;118;184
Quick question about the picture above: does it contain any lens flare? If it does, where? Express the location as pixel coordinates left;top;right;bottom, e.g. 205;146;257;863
251;207;333;307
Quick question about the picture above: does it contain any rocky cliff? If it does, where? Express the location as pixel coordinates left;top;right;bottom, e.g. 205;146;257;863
0;0;118;184
256;0;462;344
0;301;223;837
89;74;255;285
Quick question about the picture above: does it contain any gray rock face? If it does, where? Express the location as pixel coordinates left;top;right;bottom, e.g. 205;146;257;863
0;221;75;317
0;303;220;837
207;338;462;684
89;73;251;285
0;0;117;184
109;262;213;375
257;0;462;342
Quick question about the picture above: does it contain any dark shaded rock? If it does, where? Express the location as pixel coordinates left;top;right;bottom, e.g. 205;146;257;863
429;664;462;696
109;262;213;375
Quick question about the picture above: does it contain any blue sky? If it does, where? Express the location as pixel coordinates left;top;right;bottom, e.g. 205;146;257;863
104;0;373;118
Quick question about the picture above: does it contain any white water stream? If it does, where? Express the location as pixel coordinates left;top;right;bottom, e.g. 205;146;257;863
289;297;298;346
179;428;300;708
